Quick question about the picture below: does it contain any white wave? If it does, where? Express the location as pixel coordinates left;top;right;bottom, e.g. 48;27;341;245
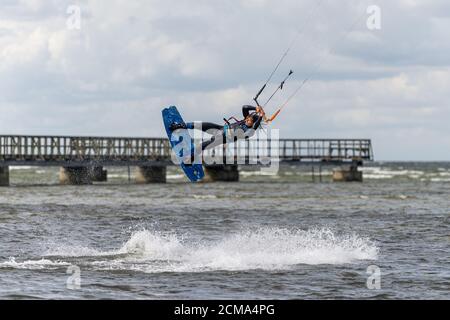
363;174;395;179
361;168;424;175
430;178;450;182
289;171;333;177
239;171;278;177
107;174;130;179
193;195;218;200
9;166;34;171
0;257;70;270
109;173;186;180
166;174;186;180
23;228;379;273
44;245;119;257
120;230;184;259
361;167;428;180
114;228;379;272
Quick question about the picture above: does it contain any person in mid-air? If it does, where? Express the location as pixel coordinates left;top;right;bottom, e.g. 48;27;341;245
170;105;265;163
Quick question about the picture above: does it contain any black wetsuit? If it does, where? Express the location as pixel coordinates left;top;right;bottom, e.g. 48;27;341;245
187;105;263;152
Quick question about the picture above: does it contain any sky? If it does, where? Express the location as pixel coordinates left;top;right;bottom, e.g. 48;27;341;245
0;0;449;161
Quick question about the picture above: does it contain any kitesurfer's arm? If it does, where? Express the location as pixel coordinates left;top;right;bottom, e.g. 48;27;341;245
242;105;257;118
252;115;263;130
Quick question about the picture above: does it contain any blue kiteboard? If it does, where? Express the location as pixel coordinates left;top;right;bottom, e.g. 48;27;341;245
162;106;204;182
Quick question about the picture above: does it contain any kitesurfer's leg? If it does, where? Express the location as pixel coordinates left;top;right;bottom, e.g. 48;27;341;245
184;122;223;132
170;122;188;131
201;122;223;131
171;121;224;132
201;132;226;151
183;132;226;165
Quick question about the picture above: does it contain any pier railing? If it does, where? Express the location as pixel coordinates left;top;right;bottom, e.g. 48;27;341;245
0;135;373;166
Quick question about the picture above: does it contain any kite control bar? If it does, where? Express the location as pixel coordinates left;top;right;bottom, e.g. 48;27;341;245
253;70;294;124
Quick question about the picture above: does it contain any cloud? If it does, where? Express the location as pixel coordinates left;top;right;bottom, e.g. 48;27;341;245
0;0;448;160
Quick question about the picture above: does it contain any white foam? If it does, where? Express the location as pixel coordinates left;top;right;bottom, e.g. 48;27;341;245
121;230;184;259
16;228;379;273
0;257;70;270
167;174;187;180
44;245;118;257
430;178;450;182
363;174;395;179
361;167;427;180
9;166;34;171
114;228;379;272
107;174;130;179
240;171;278;177
193;195;218;200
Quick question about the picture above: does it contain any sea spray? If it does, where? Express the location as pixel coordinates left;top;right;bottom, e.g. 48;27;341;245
117;227;379;272
4;227;379;273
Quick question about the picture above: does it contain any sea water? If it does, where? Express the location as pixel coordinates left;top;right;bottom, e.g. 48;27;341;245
0;162;448;299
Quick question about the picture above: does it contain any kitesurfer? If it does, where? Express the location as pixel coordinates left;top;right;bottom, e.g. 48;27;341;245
170;105;265;163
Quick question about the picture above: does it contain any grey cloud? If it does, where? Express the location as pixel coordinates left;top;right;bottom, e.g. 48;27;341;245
0;0;449;160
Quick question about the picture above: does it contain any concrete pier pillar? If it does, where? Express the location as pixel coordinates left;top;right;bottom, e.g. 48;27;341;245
135;166;166;184
59;167;93;185
91;167;107;182
332;164;363;182
0;167;10;186
204;165;239;182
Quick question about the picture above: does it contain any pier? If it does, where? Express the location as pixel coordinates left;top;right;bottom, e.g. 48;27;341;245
0;135;373;185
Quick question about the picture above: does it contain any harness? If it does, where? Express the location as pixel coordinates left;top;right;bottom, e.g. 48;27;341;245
223;117;246;139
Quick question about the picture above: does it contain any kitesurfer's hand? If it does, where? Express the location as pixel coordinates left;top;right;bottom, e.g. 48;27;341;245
256;106;265;115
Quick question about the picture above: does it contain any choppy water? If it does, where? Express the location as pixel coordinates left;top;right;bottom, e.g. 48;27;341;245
0;162;449;299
